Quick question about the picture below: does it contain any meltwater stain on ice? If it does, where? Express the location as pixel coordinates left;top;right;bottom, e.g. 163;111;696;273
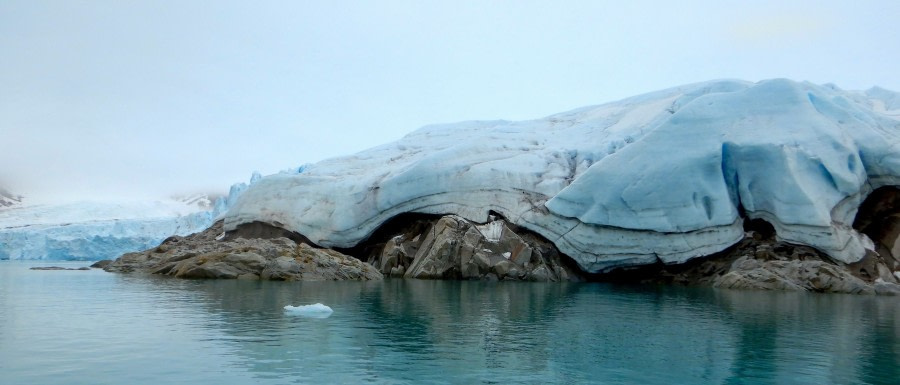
283;303;333;318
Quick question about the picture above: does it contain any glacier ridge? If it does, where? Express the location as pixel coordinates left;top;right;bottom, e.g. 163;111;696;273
222;79;900;273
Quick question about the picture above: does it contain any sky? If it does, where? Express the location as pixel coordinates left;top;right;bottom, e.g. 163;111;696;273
1;1;899;202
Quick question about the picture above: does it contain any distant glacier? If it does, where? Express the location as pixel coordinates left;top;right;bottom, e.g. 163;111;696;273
0;179;255;260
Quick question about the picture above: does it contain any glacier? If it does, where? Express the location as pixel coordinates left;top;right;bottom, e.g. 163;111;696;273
0;179;255;260
224;79;900;273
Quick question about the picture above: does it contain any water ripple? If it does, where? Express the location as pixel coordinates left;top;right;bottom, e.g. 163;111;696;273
2;262;899;384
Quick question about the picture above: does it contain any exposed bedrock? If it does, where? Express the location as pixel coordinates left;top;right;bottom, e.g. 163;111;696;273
345;214;581;281
853;186;900;271
104;221;382;281
601;217;900;295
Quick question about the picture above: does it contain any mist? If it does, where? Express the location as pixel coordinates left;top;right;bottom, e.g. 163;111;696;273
2;1;898;203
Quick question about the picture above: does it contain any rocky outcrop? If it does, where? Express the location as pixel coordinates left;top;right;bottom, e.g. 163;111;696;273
607;221;900;295
105;221;382;281
715;256;874;294
90;260;113;268
358;214;580;281
0;188;22;208
853;187;900;272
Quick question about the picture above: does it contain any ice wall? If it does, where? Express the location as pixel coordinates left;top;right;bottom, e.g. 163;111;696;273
0;176;257;260
221;79;900;272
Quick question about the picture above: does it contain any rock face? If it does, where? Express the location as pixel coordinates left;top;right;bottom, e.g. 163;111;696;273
362;215;579;281
715;256;874;294
223;79;900;274
853;187;900;272
0;188;23;208
105;221;382;281
611;221;900;295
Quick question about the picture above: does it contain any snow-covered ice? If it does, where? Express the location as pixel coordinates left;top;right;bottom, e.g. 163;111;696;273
216;79;899;272
284;303;334;318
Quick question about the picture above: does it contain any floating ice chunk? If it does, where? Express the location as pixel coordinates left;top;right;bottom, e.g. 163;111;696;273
283;303;334;318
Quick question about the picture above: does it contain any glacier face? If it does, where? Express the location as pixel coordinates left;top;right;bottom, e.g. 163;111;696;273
0;214;214;260
223;79;900;273
0;185;251;260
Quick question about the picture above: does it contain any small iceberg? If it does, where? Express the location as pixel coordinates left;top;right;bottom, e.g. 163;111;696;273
283;303;333;318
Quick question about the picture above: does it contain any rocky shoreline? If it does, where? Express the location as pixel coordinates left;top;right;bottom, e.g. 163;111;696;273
103;220;381;281
102;207;900;295
600;229;900;295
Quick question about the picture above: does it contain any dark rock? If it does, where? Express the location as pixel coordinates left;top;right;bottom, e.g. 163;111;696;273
90;260;113;268
105;220;382;281
601;235;893;295
30;266;91;271
854;186;900;270
225;221;314;245
715;256;874;294
365;215;581;281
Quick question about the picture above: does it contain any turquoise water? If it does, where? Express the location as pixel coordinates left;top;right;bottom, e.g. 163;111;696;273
1;261;898;385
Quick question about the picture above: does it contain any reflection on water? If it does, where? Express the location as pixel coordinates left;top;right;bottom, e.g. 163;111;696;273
714;290;900;385
1;261;899;384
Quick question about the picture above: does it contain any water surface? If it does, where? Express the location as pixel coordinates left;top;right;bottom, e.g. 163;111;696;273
1;261;898;384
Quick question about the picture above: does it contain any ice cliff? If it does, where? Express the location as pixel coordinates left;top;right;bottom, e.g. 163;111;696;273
224;79;900;273
0;184;251;260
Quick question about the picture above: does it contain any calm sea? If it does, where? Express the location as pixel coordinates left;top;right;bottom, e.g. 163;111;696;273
1;261;898;385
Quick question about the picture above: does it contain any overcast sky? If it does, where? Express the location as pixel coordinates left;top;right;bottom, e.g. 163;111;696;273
2;1;898;202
